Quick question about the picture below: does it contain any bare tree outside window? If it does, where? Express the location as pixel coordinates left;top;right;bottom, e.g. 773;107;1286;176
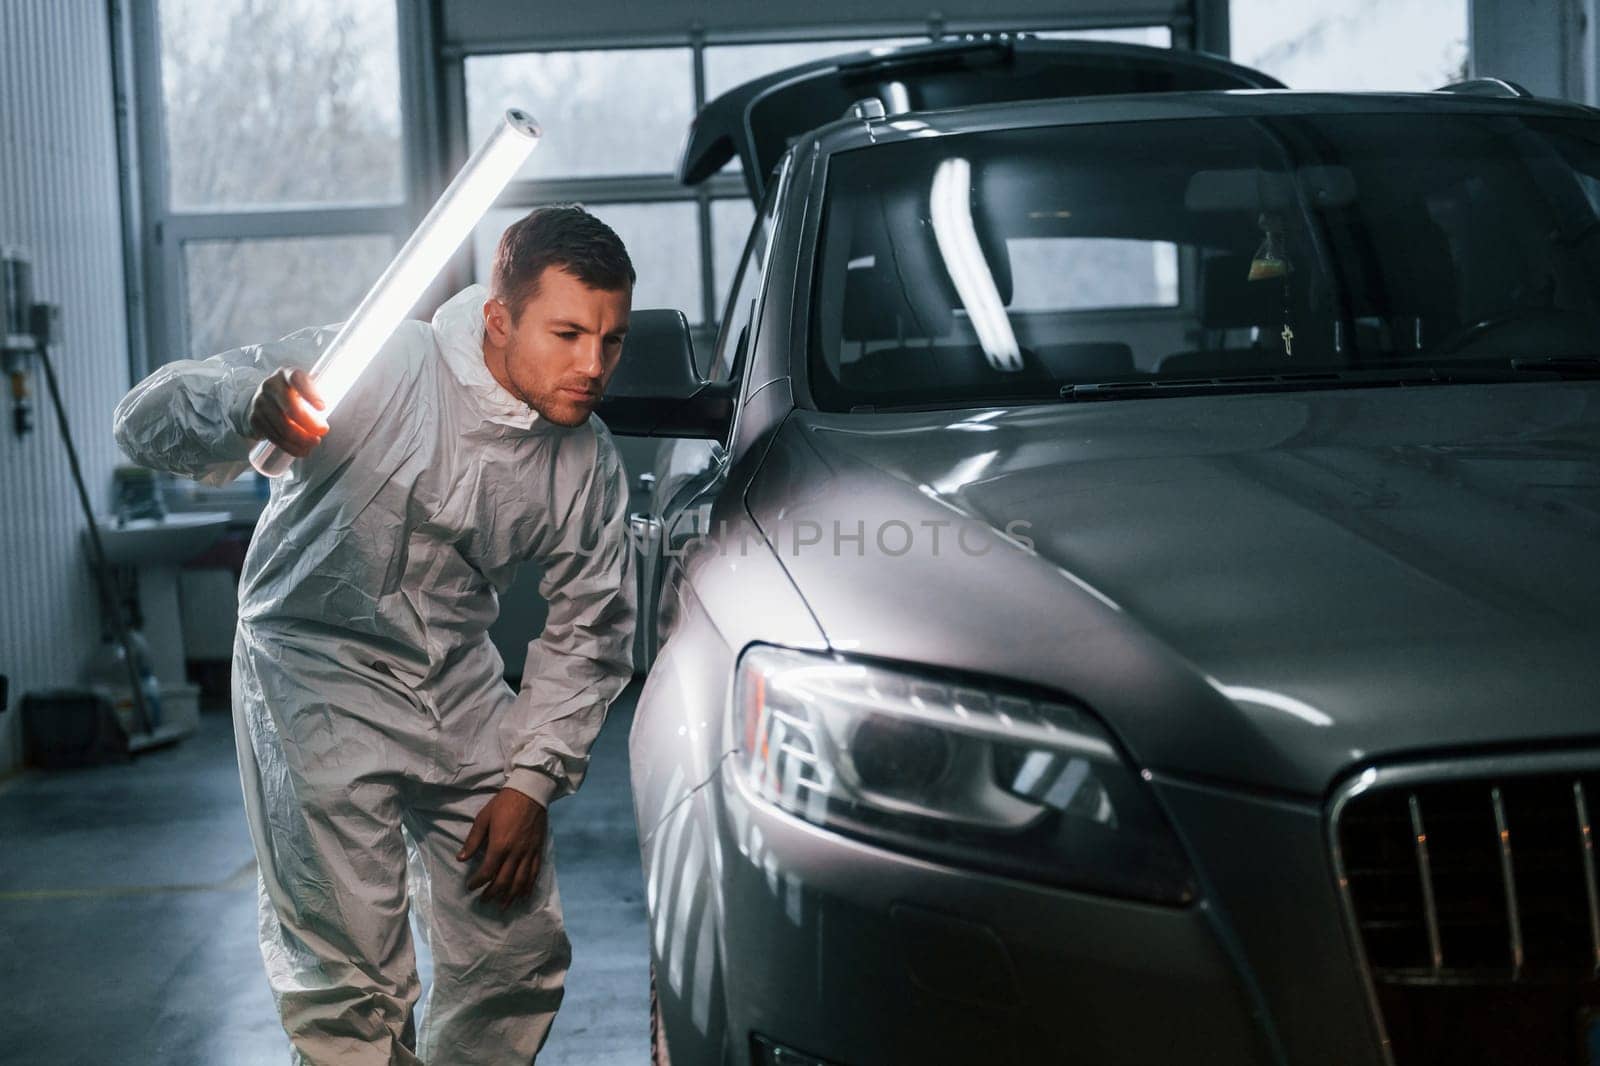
159;0;402;208
184;236;395;357
466;50;694;179
157;0;404;356
1232;0;1468;91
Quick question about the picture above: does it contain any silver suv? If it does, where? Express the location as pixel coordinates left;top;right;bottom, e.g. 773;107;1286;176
600;37;1600;1066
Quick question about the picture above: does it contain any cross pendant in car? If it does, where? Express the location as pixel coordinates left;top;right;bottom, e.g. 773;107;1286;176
1281;324;1295;357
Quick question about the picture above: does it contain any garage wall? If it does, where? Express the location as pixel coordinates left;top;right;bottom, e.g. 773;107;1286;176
1471;0;1597;103
1231;0;1467;91
0;0;132;774
439;0;1205;49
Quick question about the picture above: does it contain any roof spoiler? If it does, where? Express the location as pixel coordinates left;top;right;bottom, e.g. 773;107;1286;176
678;35;1286;201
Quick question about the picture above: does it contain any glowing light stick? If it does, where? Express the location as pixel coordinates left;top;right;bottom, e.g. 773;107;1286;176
250;108;542;477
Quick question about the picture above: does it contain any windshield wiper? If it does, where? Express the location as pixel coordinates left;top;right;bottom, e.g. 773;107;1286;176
1509;355;1600;375
1057;366;1533;403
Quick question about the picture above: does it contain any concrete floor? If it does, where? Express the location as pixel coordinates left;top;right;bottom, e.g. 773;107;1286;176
0;682;650;1065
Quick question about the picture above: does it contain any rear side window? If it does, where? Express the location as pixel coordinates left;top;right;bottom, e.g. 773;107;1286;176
709;159;786;384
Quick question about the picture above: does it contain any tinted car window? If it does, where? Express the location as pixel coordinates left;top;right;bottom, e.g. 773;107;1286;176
711;160;785;384
809;112;1600;410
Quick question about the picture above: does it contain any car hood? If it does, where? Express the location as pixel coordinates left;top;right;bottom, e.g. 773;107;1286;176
745;382;1600;796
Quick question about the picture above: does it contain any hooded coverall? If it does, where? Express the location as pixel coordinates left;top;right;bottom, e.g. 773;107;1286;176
112;284;637;1064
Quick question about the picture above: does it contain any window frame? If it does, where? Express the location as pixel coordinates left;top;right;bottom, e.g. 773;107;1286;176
121;2;1192;376
125;0;443;373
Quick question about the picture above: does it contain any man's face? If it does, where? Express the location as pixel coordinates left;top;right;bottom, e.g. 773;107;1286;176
483;266;631;427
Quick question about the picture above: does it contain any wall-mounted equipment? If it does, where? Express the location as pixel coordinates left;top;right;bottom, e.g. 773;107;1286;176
3;247;37;436
3;245;156;738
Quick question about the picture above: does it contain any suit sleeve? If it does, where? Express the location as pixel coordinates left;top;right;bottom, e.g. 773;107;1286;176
111;326;333;486
503;426;638;806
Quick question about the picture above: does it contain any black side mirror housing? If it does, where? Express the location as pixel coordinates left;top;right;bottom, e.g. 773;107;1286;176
596;309;736;438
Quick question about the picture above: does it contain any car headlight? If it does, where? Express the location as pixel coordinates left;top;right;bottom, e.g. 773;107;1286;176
732;645;1196;905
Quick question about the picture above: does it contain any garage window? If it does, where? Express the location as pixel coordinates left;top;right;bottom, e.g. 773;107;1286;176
143;0;413;360
465;49;695;179
1231;0;1468;91
183;235;397;359
132;11;1188;371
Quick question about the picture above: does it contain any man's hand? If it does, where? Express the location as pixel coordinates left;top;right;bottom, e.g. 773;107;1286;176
458;787;549;909
247;367;327;457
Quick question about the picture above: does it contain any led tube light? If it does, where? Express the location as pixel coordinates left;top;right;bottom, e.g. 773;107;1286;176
250;108;542;477
930;156;1022;372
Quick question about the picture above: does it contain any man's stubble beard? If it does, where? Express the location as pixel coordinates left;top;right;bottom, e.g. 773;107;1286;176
521;381;594;427
536;400;593;427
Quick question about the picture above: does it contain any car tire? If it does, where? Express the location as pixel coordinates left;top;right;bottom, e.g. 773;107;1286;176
651;962;673;1066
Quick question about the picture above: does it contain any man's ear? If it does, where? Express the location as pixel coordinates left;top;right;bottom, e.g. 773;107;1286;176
482;297;513;346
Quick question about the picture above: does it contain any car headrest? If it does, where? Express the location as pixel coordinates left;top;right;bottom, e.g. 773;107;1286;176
842;197;953;341
841;180;1013;342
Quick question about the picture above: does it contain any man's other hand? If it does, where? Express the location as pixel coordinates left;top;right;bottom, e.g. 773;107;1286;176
458;787;549;909
248;367;327;457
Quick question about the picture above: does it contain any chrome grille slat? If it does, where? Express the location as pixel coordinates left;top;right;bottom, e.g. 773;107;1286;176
1490;785;1525;978
1575;781;1600;976
1332;757;1600;1066
1408;793;1444;973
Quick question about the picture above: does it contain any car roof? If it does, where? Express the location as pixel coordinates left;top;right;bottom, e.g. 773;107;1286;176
791;87;1600;164
678;35;1286;199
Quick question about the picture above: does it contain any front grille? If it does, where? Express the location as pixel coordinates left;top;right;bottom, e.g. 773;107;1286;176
1335;767;1600;1066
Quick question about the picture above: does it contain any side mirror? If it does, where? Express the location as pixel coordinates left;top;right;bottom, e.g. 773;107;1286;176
597;309;736;438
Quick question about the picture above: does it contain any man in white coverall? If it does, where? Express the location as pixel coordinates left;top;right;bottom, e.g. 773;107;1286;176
112;205;638;1064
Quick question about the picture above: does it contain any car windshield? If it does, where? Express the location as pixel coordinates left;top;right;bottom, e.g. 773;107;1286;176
809;109;1600;410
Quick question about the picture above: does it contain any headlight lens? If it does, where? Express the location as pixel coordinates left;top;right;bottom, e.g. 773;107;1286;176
732;645;1196;904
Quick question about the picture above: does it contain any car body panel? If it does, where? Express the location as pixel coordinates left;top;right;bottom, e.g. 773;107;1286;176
633;450;827;836
710;760;1288;1065
1151;773;1383;1065
641;766;730;1064
746;384;1600;797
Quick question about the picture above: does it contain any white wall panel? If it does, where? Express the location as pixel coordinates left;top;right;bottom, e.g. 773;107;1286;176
1471;0;1591;103
0;0;132;773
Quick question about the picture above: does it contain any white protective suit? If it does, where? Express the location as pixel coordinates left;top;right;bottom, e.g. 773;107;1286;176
112;284;636;1065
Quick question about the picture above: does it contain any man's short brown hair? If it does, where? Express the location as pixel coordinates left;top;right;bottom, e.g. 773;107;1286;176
490;204;635;319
